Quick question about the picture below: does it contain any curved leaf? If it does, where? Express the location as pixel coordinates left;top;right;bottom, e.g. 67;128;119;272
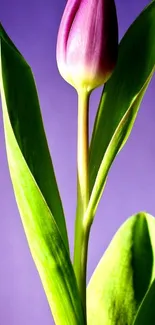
88;1;155;220
133;279;155;325
0;25;85;325
84;71;154;225
0;23;69;253
87;212;155;325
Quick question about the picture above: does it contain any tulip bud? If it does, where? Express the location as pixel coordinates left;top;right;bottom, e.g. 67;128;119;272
56;0;118;92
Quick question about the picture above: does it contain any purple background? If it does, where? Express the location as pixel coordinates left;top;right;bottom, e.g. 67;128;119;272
0;0;155;324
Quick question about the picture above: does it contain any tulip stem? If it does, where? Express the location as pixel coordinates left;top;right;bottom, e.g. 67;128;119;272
73;89;90;319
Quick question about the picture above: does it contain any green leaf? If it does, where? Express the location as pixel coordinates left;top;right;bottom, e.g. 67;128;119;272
0;23;69;253
0;25;85;325
133;279;155;325
88;1;155;220
87;212;155;325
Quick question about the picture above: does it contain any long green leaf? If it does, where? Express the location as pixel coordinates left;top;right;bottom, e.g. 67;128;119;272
132;279;155;325
84;71;154;226
0;25;85;325
88;1;155;221
0;23;69;253
87;212;155;325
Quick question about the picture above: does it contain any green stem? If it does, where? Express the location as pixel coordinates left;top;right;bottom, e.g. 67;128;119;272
73;89;90;318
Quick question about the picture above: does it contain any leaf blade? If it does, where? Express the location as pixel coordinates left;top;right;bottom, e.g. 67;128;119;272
87;212;155;325
0;23;69;253
132;279;155;325
88;1;155;216
85;70;154;225
0;25;85;325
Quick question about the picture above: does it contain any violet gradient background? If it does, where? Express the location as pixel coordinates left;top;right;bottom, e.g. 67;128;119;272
0;0;155;324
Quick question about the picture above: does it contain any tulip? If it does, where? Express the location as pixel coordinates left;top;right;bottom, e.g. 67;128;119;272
56;1;118;314
56;0;118;92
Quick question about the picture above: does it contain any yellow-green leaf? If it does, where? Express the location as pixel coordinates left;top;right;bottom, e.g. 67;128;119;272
0;24;85;325
87;212;155;325
0;23;69;253
88;1;155;223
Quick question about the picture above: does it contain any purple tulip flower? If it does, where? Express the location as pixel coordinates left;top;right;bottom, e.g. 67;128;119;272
56;0;118;92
